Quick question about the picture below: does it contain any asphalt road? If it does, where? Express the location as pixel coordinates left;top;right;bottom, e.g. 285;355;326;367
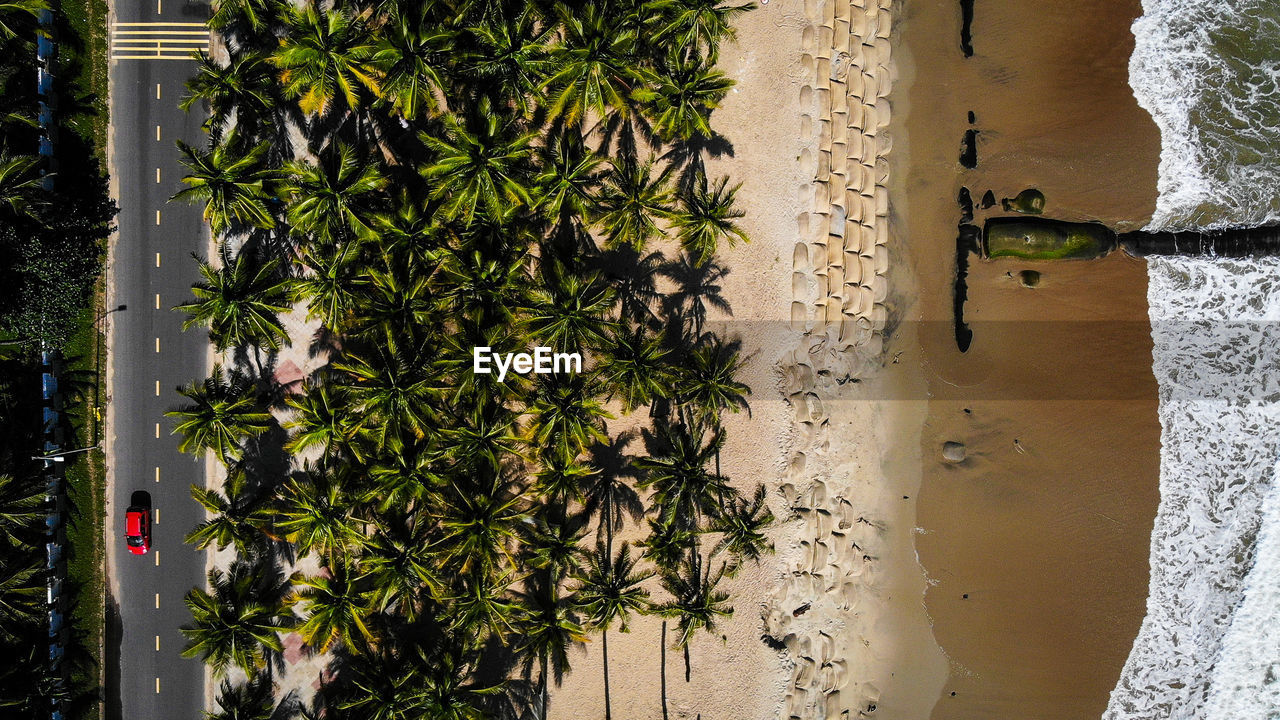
105;1;211;716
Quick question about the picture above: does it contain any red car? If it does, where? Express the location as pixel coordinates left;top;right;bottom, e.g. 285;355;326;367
125;506;151;555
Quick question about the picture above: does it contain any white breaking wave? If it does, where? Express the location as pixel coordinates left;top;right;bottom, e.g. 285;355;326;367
1203;472;1280;718
1105;256;1280;720
1130;0;1280;230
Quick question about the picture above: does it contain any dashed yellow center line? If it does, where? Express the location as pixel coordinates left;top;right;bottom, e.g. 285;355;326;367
155;252;161;267
154;466;160;481
154;551;160;566
156;0;161;12
155;168;160;184
154;380;160;396
155;210;161;226
154;593;160;608
155;635;160;651
154;293;160;309
155;677;160;694
155;83;161;99
155;125;161;142
154;508;159;524
155;337;160;353
154;423;160;440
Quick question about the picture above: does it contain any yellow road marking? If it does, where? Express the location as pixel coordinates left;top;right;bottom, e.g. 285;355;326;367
154;293;160;309
154;423;160;440
154;380;160;396
112;29;209;35
154;466;160;481
155;635;159;651
154;593;160;608
155;168;160;184
155;252;161;266
155;677;160;694
154;508;159;524
114;21;206;25
155;125;161;141
156;83;160;99
155;210;161;226
154;551;159;566
156;0;161;13
155;337;160;353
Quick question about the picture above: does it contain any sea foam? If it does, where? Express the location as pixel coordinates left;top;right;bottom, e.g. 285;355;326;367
1130;0;1280;230
1105;256;1280;720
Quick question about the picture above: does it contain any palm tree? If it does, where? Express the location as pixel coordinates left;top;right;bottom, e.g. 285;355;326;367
680;336;750;421
672;172;748;266
542;4;645;125
535;129;604;223
273;464;367;561
446;569;520;645
710;484;773;570
176;251;294;358
573;542;652;720
295;240;362;331
419;100;535;226
272;2;382;117
181;560;292;678
638;51;734;142
289;562;375;653
635;420;726;529
435;475;527;578
361;517;443;620
533;447;594;508
526;374;611;457
523;511;588;581
0;473;43;551
283;381;366;461
594;155;674;251
167;365;273;463
208;671;295;720
655;0;755;58
584;433;644;556
282;142;387;244
0;560;41;642
182;51;277;141
596;324;673;413
516;580;586;720
334;342;437;453
526;268;616;352
0;153;43;220
466;7;553;115
185;471;271;555
0;0;47;40
374;13;450;120
656;552;732;681
172;129;277;235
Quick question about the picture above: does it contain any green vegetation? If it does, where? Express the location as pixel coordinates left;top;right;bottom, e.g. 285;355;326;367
172;0;769;717
983;218;1116;260
0;0;115;718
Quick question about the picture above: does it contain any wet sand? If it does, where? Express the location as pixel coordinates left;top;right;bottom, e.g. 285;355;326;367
895;0;1164;718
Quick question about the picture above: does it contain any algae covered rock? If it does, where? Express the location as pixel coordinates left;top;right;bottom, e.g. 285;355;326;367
1001;188;1046;214
983;218;1116;260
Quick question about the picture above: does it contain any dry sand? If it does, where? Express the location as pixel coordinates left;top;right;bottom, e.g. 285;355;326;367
552;0;957;718
894;0;1165;718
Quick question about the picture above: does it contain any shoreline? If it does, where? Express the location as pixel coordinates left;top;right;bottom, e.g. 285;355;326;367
898;0;1164;717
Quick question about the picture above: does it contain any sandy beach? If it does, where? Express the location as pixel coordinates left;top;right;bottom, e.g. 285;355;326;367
558;0;1167;717
896;0;1165;717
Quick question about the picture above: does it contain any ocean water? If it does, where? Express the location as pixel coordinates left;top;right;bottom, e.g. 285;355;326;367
1109;3;1280;716
1106;257;1280;720
1130;0;1280;230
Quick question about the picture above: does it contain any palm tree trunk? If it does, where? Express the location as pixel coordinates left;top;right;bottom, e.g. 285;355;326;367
541;654;549;720
602;628;612;720
660;622;669;720
684;643;691;683
605;492;614;557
